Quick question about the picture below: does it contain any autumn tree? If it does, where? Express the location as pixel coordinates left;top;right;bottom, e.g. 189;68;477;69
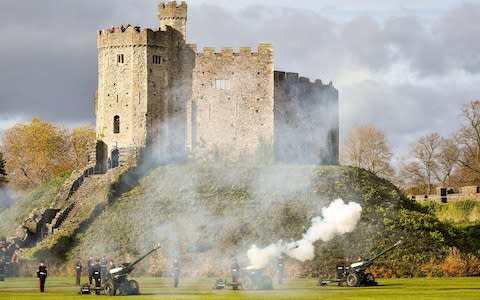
70;126;96;169
413;133;442;194
455;100;480;184
400;133;458;194
340;124;394;178
2;117;73;190
0;151;7;185
398;160;425;194
433;137;459;187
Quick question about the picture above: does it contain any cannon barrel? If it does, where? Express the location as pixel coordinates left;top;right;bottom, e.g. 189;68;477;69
110;245;161;276
349;240;401;270
368;240;401;262
127;245;161;269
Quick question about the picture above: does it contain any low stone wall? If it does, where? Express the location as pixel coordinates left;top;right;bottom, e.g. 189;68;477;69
411;192;480;204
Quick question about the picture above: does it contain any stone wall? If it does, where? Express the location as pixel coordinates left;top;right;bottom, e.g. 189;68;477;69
158;1;187;39
274;71;339;164
95;1;340;165
188;45;275;161
411;186;480;203
96;25;193;163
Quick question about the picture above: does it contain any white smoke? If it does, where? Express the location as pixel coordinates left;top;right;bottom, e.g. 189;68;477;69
0;187;20;212
246;242;283;271
247;198;362;269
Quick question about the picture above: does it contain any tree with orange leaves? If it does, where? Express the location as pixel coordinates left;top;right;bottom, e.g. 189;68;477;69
2;117;73;190
0;151;7;185
70;126;96;169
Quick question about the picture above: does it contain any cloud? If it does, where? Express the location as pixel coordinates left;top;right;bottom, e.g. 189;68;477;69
0;0;159;126
0;115;28;141
435;3;480;73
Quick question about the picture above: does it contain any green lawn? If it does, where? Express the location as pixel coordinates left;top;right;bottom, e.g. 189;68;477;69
0;277;478;299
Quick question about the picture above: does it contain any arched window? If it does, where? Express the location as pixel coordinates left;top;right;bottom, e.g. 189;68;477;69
113;115;120;133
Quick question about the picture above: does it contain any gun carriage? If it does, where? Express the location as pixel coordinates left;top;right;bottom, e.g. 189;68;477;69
80;246;160;296
213;268;273;290
104;246;161;295
320;240;401;287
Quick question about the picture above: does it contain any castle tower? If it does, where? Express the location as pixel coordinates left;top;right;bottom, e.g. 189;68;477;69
95;23;193;169
158;1;187;39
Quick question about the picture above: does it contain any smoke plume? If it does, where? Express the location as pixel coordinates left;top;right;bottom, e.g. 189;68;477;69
247;198;362;269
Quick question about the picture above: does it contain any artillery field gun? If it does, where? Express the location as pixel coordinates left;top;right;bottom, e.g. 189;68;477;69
80;246;161;296
320;240;401;287
213;269;273;290
104;246;161;295
241;268;273;290
213;268;273;290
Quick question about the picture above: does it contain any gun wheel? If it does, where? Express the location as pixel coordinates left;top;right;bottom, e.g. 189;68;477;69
259;275;273;290
128;279;139;295
365;273;375;284
241;276;253;290
346;273;359;287
104;280;116;296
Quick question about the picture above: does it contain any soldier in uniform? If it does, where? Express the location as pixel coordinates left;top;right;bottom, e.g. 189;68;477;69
87;256;94;285
100;256;108;284
36;260;47;292
0;244;5;282
92;259;102;294
231;258;240;284
74;258;82;286
171;259;181;288
277;256;285;284
0;259;5;282
336;258;345;286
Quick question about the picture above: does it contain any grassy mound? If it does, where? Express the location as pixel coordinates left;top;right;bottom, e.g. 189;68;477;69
0;171;71;236
63;164;479;278
5;164;478;278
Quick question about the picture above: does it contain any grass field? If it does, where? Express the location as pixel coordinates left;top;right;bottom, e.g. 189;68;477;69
0;276;478;300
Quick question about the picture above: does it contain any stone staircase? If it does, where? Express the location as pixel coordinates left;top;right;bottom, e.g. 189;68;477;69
2;144;142;261
45;146;138;235
49;169;119;234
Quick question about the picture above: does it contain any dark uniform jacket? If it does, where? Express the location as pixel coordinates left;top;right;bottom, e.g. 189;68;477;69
75;261;83;273
92;263;101;280
172;262;180;276
87;259;94;276
37;265;47;279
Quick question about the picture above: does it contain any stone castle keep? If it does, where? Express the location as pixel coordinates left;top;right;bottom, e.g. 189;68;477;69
0;1;340;253
95;1;339;168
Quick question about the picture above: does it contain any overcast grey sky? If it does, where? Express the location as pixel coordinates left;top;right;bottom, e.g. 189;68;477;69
1;0;479;166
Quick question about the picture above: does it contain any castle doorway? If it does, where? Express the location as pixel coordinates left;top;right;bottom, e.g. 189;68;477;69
111;148;120;168
95;141;108;174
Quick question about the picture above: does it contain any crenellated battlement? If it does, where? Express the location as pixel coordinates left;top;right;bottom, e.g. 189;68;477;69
97;25;184;48
274;71;334;89
158;1;187;38
158;1;187;17
96;1;339;166
193;44;273;57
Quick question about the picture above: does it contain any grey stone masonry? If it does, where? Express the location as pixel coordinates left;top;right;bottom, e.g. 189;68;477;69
188;45;274;161
95;1;339;165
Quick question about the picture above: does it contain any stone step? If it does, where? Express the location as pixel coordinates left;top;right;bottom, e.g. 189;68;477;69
51;169;120;232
